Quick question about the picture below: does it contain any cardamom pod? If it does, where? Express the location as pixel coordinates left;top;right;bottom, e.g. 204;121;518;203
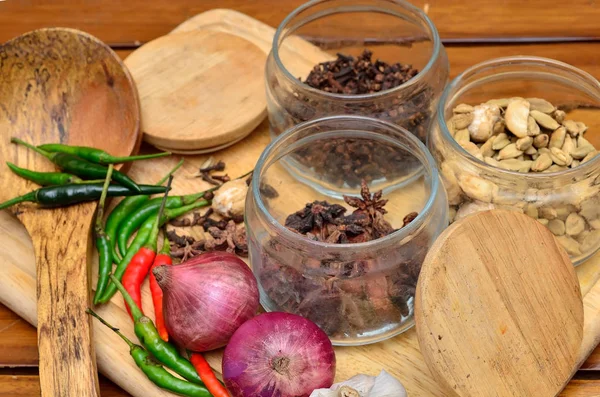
527;116;541;136
458;174;498;203
544;164;568;173
539;207;558;220
566;213;586;236
531;153;552;172
454;128;470;143
561;135;576;155
571;160;581;168
571;145;594;160
459;141;483;161
549;127;566;149
581;230;600;253
453;103;474;113
486;98;510;108
526;98;555;114
550;147;573;166
451;113;474;130
498;159;533;172
525;146;538;155
480;136;496;158
497;143;524;160
537;218;549;226
530;110;561;130
504;98;530;138
548;219;566;236
563;120;581;137
484;156;501;167
556;235;582;256
553;109;566;123
576;121;588;134
492;133;510;150
493;120;506;135
516;136;533;151
533;134;549;148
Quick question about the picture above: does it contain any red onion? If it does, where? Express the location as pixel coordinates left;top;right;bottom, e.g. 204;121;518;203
222;312;336;397
153;252;259;351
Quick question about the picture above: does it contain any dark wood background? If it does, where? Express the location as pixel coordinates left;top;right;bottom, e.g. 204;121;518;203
1;0;600;395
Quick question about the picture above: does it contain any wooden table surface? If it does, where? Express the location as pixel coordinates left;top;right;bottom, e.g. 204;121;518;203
2;0;600;396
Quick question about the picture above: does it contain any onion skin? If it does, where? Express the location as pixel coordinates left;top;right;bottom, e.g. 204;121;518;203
153;252;259;351
223;312;336;397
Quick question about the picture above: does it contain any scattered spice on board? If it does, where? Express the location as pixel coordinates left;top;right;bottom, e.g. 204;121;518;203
168;161;249;261
259;180;425;338
195;157;229;186
281;49;431;188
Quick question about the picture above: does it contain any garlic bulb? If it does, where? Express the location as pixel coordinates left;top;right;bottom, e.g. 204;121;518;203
310;370;407;397
211;179;248;217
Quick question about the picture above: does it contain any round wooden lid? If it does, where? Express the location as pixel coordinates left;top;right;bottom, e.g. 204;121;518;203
415;210;584;397
125;30;267;150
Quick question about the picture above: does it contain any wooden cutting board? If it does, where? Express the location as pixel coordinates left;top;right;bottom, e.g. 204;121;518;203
2;9;600;397
2;119;600;396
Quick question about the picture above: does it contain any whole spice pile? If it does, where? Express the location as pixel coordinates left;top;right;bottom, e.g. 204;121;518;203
447;97;598;172
259;181;425;338
284;50;430;188
304;50;419;95
167;161;249;261
441;97;600;259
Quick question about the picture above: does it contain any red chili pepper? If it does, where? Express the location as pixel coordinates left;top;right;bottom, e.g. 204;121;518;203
122;177;172;319
150;236;172;341
190;353;230;397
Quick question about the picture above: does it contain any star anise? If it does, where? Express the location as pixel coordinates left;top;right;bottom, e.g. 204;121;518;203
343;180;388;215
205;220;248;256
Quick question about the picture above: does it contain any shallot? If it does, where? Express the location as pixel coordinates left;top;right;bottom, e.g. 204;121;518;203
222;312;336;397
153;251;259;351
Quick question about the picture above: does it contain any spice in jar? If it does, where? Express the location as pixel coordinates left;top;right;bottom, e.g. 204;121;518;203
258;180;425;338
288;50;431;188
441;97;600;259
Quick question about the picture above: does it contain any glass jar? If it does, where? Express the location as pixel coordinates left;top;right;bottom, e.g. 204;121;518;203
429;56;600;265
265;0;449;186
246;115;448;345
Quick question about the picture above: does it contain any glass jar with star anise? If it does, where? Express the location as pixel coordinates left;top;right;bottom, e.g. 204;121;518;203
246;115;448;345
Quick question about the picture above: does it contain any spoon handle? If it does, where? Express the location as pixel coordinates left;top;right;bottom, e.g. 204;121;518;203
20;205;100;397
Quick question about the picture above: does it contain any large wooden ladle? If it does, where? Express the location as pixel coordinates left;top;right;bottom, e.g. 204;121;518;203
0;29;140;395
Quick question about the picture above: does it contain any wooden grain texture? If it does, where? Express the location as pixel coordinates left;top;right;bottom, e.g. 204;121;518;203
0;373;129;397
124;29;267;151
0;0;599;44
416;210;584;397
0;28;140;396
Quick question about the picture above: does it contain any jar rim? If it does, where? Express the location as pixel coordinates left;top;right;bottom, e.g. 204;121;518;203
251;114;442;251
436;55;600;179
272;0;443;101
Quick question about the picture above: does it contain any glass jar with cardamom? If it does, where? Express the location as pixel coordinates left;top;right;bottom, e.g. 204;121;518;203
428;56;600;265
246;115;448;345
266;0;449;190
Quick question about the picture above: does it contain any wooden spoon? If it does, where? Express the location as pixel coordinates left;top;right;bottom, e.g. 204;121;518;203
0;28;140;396
415;210;584;397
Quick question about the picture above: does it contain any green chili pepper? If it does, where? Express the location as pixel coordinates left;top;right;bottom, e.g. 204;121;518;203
106;160;184;261
87;309;209;397
93;165;115;304
11;137;142;192
116;189;216;257
99;199;210;303
109;275;204;385
6;162;85;185
0;183;168;210
38;143;171;165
